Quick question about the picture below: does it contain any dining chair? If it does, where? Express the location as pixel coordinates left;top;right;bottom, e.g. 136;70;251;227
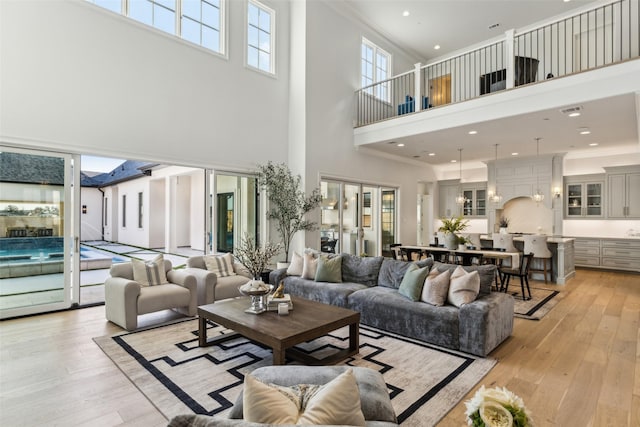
523;235;552;283
499;252;534;300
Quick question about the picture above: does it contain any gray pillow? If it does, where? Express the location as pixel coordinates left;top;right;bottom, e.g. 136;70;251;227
398;264;430;301
340;253;384;287
315;255;342;283
378;258;433;289
432;261;496;296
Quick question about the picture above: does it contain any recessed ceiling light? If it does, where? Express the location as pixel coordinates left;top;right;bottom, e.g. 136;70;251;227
402;10;410;17
512;152;519;156
468;130;478;135
568;112;581;117
451;159;457;163
428;152;436;156
397;143;405;147
578;127;591;135
564;0;571;3
434;44;441;50
589;143;598;146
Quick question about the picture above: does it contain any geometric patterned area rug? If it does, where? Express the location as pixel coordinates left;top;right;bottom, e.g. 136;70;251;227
94;319;496;426
510;287;565;320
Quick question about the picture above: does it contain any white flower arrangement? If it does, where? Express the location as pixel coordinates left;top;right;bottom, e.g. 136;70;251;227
465;386;534;427
234;234;282;281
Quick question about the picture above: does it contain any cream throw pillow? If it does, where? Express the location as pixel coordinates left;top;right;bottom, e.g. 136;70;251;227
421;268;451;306
301;252;319;280
447;265;480;307
286;251;304;276
243;368;366;426
203;253;236;277
131;254;168;287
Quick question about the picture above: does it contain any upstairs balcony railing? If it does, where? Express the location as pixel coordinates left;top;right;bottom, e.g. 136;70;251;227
355;0;639;127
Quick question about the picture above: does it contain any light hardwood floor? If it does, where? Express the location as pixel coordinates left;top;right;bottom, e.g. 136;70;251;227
0;268;638;426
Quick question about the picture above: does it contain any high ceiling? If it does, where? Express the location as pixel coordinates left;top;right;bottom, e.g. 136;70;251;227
341;0;639;168
342;0;593;61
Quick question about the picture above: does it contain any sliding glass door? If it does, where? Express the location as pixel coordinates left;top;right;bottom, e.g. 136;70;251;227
208;172;259;254
320;180;397;257
0;147;79;318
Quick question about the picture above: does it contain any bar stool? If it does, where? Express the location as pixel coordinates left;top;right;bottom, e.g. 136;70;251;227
523;235;553;283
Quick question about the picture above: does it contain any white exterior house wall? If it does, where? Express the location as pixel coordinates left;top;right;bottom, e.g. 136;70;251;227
80;187;104;241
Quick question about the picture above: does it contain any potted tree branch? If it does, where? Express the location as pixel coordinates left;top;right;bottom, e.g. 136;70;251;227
257;162;323;267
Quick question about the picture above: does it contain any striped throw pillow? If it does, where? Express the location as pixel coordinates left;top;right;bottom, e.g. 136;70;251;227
204;253;237;277
132;254;169;286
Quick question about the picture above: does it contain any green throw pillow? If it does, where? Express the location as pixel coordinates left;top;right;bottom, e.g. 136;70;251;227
398;264;429;301
315;255;343;283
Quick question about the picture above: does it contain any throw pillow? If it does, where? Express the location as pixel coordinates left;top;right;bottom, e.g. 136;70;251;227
398;263;430;301
286;251;304;276
203;253;236;277
314;255;342;283
243;369;365;426
131;254;168;286
301;252;319;280
447;265;480;307
421;268;451;306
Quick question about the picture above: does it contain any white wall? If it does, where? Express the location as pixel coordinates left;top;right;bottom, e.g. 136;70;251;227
301;0;438;252
80;187;103;241
0;0;290;169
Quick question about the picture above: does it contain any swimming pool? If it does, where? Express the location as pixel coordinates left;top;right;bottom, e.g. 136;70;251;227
0;238;127;277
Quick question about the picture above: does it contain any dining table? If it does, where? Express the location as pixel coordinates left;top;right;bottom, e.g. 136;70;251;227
399;245;518;266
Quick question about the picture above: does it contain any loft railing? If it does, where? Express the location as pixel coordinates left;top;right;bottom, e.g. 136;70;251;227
354;0;639;128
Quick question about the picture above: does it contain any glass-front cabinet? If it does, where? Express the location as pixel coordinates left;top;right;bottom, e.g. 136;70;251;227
564;175;604;218
462;184;487;217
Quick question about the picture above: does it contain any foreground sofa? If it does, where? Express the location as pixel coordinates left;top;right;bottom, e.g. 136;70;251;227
168;366;398;427
270;254;514;357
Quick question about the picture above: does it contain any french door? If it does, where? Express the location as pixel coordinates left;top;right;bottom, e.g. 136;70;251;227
320;180;397;257
0;146;79;319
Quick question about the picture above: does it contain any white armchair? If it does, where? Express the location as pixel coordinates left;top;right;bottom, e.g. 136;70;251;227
105;259;197;331
185;255;252;305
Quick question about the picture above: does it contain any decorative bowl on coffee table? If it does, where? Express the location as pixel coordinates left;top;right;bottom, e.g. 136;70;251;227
238;281;273;314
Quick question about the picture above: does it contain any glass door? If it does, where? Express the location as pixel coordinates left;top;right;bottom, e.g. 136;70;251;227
321;180;395;257
0;147;78;318
208;172;258;254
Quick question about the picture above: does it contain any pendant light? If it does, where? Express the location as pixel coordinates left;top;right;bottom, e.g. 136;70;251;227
531;137;544;204
491;143;503;204
455;148;468;206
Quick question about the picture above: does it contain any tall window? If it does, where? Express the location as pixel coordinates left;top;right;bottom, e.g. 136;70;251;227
138;192;144;228
361;38;391;101
122;194;127;228
247;0;275;74
104;197;108;226
129;0;177;35
181;0;224;53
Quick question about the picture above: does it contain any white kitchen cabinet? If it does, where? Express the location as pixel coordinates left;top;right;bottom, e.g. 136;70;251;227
564;174;604;218
606;168;640;219
439;180;487;218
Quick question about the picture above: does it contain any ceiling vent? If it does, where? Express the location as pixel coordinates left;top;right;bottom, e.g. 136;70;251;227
560;106;583;115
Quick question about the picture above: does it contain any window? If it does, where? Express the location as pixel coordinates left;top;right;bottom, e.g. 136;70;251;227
104;197;108;226
86;0;226;54
87;0;122;13
181;0;224;53
247;0;274;74
129;0;177;35
361;38;391;101
138;192;143;228
122;194;127;228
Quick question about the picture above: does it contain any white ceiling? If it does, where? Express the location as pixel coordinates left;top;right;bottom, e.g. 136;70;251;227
341;0;640;168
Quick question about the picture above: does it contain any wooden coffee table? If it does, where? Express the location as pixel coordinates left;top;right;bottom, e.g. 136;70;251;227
198;296;360;365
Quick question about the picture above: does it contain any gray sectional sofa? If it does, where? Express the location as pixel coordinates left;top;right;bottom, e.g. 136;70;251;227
269;254;514;357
